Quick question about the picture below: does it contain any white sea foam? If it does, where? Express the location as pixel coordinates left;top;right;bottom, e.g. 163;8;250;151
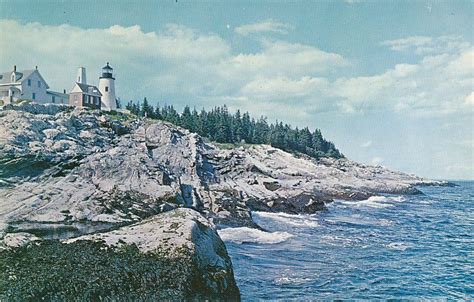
252;211;319;227
386;242;410;251
339;196;406;208
274;276;311;286
378;219;394;226
217;227;293;244
320;234;356;245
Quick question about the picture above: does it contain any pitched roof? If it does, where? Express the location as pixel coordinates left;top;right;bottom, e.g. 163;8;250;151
0;86;21;93
73;82;102;96
0;69;32;84
0;69;50;89
47;90;68;97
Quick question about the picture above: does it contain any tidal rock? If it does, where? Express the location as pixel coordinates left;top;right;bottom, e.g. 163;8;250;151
0;208;240;300
2;232;41;248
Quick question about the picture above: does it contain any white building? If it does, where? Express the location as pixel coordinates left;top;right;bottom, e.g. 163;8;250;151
0;66;68;105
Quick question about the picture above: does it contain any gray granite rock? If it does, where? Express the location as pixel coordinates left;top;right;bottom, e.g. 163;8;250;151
0;103;445;230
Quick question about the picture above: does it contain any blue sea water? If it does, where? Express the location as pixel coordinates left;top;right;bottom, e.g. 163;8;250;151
220;182;473;300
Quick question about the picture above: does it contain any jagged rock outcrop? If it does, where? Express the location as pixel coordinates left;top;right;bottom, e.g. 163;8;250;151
0;104;444;232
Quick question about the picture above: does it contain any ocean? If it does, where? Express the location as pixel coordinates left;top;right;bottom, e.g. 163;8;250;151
219;181;473;300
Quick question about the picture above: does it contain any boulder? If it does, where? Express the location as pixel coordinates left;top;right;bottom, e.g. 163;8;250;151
0;208;240;300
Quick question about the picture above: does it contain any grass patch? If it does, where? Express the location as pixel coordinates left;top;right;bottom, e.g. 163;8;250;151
100;110;134;122
211;141;254;150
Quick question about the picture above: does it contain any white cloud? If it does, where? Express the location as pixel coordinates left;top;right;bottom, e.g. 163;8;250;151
381;36;432;52
361;140;372;148
154;24;230;61
235;19;293;36
381;35;469;55
239;76;328;101
465;92;474;106
445;49;474;75
218;40;347;81
331;47;473;116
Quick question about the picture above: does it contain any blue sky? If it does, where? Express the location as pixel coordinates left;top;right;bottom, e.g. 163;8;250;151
0;0;472;179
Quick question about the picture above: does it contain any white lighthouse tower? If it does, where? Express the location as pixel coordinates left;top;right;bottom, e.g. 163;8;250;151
98;62;117;111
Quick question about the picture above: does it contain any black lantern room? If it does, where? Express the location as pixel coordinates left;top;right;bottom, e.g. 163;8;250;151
100;62;114;79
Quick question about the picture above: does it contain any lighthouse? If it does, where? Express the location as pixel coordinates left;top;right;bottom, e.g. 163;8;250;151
98;62;117;111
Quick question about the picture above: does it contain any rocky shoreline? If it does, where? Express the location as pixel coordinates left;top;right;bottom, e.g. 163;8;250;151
0;103;448;299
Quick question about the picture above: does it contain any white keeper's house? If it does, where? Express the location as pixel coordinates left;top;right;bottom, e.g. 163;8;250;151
0;66;68;105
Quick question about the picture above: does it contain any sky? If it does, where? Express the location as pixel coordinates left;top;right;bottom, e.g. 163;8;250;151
0;0;472;180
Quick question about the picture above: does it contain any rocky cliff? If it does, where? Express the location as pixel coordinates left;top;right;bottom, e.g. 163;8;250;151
0;104;441;229
0;103;444;298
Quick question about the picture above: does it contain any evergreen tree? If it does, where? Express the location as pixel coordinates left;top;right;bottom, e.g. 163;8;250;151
233;110;244;142
241;112;252;143
154;105;161;120
254;117;270;144
141;97;153;118
133;101;141;116
181;106;194;131
125;100;132;111
124;101;342;159
298;127;312;153
196;108;207;137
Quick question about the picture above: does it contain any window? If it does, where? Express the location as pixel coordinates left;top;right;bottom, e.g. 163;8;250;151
28;79;31;86
38;81;41;88
105;86;109;92
52;96;55;103
32;93;36;100
83;94;87;104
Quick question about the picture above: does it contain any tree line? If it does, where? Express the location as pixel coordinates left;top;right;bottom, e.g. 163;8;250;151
125;98;343;159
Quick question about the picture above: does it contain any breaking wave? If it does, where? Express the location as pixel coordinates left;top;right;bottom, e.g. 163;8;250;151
339;195;406;208
217;227;293;244
273;276;312;286
252;211;319;227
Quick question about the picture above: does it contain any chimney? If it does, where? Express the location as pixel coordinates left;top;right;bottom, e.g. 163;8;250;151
76;67;87;84
13;65;16;72
63;89;66;94
35;66;38;70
